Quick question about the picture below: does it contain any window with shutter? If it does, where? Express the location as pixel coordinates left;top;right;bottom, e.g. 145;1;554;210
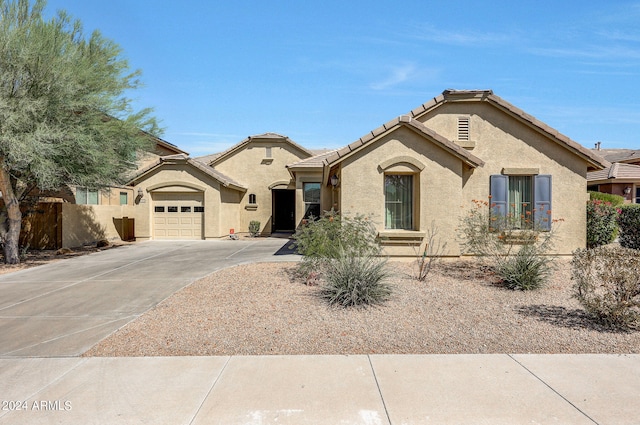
490;174;552;230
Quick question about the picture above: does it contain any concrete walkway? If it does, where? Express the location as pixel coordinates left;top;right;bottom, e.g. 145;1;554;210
0;238;299;357
1;354;639;424
1;240;639;424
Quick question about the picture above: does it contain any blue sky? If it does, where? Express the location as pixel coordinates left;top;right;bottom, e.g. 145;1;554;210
46;0;640;157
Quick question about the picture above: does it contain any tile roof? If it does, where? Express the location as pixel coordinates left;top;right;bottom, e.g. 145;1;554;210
319;115;484;168
289;89;608;172
129;154;247;191
588;162;640;182
194;152;222;164
208;133;313;166
590;148;640;164
410;90;609;170
287;149;339;169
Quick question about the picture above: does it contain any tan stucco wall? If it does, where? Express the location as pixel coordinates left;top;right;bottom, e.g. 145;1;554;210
131;163;239;240
220;186;243;235
418;102;590;254
101;187;135;206
213;140;308;235
61;204;136;247
337;126;465;256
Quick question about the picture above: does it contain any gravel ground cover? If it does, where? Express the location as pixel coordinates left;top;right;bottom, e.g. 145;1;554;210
84;259;640;356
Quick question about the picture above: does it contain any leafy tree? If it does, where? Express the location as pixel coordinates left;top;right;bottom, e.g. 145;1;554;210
0;0;160;263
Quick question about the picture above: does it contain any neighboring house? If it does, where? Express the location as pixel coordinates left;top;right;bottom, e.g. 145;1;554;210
121;89;607;256
588;146;640;203
20;135;187;249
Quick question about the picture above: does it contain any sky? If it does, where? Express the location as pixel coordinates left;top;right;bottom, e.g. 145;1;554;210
45;0;640;157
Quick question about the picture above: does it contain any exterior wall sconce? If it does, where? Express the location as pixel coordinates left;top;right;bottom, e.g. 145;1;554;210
624;186;632;195
330;175;339;188
137;188;144;198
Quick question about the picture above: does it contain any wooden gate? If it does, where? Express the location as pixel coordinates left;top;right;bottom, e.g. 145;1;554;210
20;203;63;250
113;216;136;241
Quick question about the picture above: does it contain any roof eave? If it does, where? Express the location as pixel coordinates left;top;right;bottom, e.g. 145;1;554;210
322;116;484;169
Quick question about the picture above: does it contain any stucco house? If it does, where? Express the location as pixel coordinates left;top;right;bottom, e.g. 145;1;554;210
588;146;640;203
19;135;188;249
120;89;607;256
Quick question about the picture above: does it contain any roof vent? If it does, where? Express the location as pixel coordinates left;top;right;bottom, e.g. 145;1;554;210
458;117;470;141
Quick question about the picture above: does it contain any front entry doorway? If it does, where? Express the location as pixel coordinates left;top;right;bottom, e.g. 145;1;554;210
272;189;295;232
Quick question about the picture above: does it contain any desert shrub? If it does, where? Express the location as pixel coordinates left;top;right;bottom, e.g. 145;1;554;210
497;244;553;290
572;246;640;330
248;220;261;237
414;221;448;281
588;191;625;207
458;198;559;290
618;205;640;250
320;250;391;307
586;200;618;248
293;210;380;276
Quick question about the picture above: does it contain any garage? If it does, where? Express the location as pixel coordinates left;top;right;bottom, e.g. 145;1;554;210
152;192;204;240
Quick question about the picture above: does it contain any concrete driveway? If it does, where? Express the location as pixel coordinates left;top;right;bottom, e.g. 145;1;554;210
0;238;299;357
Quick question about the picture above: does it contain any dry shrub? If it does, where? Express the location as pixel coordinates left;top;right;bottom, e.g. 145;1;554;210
572;246;640;330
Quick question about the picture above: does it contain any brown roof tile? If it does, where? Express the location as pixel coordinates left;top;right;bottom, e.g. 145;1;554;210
410;90;608;170
591;148;640;163
208;133;312;166
320;115;484;169
129;154;247;191
588;162;640;182
287;150;338;169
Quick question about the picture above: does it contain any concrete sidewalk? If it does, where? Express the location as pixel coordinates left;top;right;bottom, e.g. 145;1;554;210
0;239;299;357
1;354;638;424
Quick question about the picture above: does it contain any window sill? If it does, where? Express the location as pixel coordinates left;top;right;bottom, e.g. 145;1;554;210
378;230;425;245
245;204;258;211
500;230;537;244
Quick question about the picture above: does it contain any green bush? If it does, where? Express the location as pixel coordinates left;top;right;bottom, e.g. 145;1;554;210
248;220;261;237
497;244;554;290
320;251;392;307
588;191;625;207
586;200;618;248
572;246;640;330
618;205;640;250
293;211;380;276
458;198;558;290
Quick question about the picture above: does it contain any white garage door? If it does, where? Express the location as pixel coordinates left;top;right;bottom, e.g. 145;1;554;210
152;192;204;240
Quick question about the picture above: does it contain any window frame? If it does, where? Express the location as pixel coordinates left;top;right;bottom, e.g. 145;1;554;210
119;192;128;206
76;187;99;205
490;174;552;231
384;173;414;230
303;182;321;219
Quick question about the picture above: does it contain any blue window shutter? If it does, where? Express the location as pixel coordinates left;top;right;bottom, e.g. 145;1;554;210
490;175;508;217
534;174;552;230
